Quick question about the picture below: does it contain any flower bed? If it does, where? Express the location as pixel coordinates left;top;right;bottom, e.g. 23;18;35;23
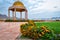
20;20;57;40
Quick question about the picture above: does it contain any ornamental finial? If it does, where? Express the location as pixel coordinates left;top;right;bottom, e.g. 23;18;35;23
17;0;19;1
16;0;20;1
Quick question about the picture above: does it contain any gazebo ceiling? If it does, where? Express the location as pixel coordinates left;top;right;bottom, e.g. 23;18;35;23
10;7;26;12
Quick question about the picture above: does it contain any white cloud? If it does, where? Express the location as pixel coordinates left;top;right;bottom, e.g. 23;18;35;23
27;0;45;4
28;0;36;4
40;0;60;9
28;0;60;14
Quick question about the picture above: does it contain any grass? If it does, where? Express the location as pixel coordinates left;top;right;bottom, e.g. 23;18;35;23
35;21;60;34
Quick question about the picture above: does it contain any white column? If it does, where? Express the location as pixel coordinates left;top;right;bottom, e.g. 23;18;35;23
8;9;10;19
25;11;28;20
15;10;16;20
12;11;14;20
20;12;22;20
14;8;16;20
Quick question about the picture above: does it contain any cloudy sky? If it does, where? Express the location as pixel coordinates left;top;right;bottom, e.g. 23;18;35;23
0;0;60;20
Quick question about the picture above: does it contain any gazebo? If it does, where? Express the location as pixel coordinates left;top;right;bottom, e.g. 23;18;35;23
8;0;28;20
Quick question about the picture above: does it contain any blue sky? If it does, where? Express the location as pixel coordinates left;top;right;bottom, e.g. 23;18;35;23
0;0;60;20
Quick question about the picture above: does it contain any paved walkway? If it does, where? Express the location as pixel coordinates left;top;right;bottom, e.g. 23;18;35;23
0;22;27;40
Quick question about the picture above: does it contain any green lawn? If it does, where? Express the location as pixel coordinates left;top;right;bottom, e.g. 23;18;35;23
35;21;60;34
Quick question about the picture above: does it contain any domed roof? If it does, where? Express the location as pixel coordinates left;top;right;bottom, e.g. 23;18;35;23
13;1;24;7
9;1;27;12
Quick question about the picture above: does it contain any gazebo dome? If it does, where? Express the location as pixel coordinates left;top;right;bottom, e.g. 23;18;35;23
13;1;24;7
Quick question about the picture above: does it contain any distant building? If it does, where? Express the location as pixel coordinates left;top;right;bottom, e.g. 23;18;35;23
51;17;60;20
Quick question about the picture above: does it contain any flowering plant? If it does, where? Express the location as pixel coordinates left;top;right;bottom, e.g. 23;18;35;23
20;20;56;40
